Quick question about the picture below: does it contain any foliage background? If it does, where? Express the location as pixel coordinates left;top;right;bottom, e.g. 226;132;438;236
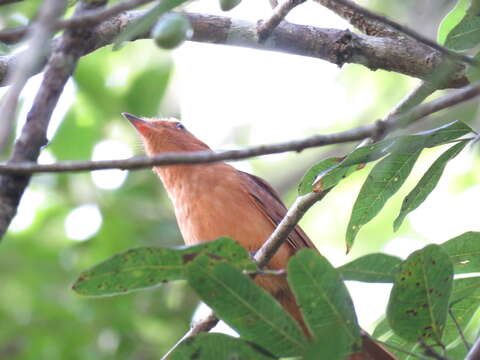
0;0;479;358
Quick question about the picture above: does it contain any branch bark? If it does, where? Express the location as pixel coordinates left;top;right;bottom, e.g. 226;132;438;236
0;78;478;175
0;0;107;240
0;11;469;89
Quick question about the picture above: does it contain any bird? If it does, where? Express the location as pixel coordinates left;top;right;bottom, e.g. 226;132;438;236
123;113;395;360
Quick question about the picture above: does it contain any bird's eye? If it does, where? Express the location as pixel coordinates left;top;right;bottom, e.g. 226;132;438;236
176;123;186;130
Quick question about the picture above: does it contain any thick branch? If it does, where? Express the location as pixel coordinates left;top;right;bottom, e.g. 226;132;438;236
0;0;107;241
1;78;479;175
0;11;469;88
315;0;478;67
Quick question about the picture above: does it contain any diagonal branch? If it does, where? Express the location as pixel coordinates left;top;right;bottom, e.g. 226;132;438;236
0;11;469;89
0;0;66;153
315;0;478;66
0;78;479;175
0;0;107;241
314;0;394;36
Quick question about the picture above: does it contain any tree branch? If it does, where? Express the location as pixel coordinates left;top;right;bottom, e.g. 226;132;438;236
0;78;478;175
0;0;107;241
314;0;394;37
0;11;469;88
0;0;155;44
0;0;66;153
257;0;306;42
315;0;478;67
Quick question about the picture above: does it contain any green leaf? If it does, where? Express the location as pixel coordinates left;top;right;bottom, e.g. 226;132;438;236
340;121;472;168
443;281;480;345
287;250;360;350
302;328;350;360
186;258;307;357
451;277;480;303
467;51;480;82
373;318;421;359
338;253;402;283
394;141;468;231
445;14;480;50
346;151;421;251
442;232;480;274
113;0;188;49
387;244;454;344
438;0;469;44
169;333;276;360
298;157;343;195
72;237;256;296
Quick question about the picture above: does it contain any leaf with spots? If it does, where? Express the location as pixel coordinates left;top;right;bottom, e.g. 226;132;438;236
346;150;421;251
394;140;469;231
72;237;256;296
338;253;402;283
441;232;480;274
169;333;277;360
287;250;360;351
298;157;344;195
186;257;307;357
387;244;453;344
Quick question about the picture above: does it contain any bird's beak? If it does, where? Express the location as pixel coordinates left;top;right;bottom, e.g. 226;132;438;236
122;112;153;135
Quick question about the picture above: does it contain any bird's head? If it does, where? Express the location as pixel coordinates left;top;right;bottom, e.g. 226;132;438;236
122;112;210;155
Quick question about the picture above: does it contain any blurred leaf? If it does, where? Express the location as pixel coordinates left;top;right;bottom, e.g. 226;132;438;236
219;0;242;11
467;51;480;82
443;285;480;345
451;277;480;303
442;232;480;274
298;157;343;195
287;250;360;351
346;151;421;251
445;15;480;50
372;318;420;359
73;237;256;296
394;140;469;231
438;0;469;44
186;258;307;357
124;65;172;116
114;0;188;49
169;333;276;360
387;244;453;344
338;253;402;283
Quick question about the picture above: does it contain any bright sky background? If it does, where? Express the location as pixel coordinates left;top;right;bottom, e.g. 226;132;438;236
7;0;480;332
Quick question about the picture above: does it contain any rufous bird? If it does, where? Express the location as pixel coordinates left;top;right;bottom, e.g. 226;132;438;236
123;113;395;360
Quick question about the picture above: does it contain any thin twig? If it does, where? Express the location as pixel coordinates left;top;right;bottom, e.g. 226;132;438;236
316;0;478;66
159;312;219;360
257;0;306;42
448;309;470;351
1;78;479;175
0;0;66;153
314;0;393;36
419;340;447;360
0;0;154;44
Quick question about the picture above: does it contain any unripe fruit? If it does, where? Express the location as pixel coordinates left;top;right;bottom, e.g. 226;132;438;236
219;0;241;11
151;13;193;50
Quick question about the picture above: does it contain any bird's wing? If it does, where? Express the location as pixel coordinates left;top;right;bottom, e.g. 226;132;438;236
239;171;318;252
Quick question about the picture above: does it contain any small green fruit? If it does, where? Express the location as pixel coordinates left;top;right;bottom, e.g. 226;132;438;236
151;13;193;50
219;0;241;11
